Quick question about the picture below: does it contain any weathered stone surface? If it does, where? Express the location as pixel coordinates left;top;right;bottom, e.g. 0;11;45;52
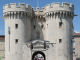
3;2;74;60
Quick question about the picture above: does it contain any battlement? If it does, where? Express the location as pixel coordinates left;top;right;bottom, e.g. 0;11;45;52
33;7;45;16
3;2;74;17
3;3;32;9
45;2;74;13
33;7;45;12
45;2;74;8
3;3;32;13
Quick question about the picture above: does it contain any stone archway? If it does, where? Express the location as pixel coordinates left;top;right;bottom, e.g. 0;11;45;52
32;51;45;60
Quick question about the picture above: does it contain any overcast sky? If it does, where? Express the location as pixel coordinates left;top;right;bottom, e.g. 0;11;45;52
0;0;80;35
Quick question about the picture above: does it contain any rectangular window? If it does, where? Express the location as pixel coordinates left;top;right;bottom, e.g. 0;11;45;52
15;24;18;29
73;41;75;46
33;25;36;29
59;22;62;28
73;48;75;53
15;39;18;43
59;39;62;43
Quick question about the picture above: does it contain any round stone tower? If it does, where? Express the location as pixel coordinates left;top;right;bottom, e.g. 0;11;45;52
45;2;74;60
3;3;32;60
3;2;74;60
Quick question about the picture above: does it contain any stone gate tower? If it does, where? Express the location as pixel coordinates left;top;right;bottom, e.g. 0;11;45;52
3;2;74;60
45;3;74;60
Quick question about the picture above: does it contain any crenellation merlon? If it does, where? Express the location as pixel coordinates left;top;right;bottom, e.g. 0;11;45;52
36;7;40;11
19;3;25;8
10;3;16;8
51;2;60;8
26;4;32;10
3;4;9;10
62;3;69;7
70;4;74;9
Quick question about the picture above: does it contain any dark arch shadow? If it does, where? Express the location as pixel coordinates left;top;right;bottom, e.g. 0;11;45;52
32;51;46;60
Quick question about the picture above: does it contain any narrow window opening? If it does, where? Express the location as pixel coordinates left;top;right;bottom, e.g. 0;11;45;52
34;25;36;29
59;39;62;43
73;48;75;53
41;25;44;28
15;24;18;29
15;39;18;43
59;22;62;28
73;41;75;46
47;24;48;29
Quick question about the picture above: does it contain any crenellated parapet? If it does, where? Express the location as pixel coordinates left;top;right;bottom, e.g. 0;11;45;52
3;3;33;18
3;2;74;20
45;2;74;12
33;7;45;16
45;2;74;19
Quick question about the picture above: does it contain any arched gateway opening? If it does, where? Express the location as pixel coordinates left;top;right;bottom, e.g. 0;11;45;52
32;51;45;60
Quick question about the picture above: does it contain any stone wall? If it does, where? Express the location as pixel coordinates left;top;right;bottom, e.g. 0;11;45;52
0;36;5;60
3;2;74;60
